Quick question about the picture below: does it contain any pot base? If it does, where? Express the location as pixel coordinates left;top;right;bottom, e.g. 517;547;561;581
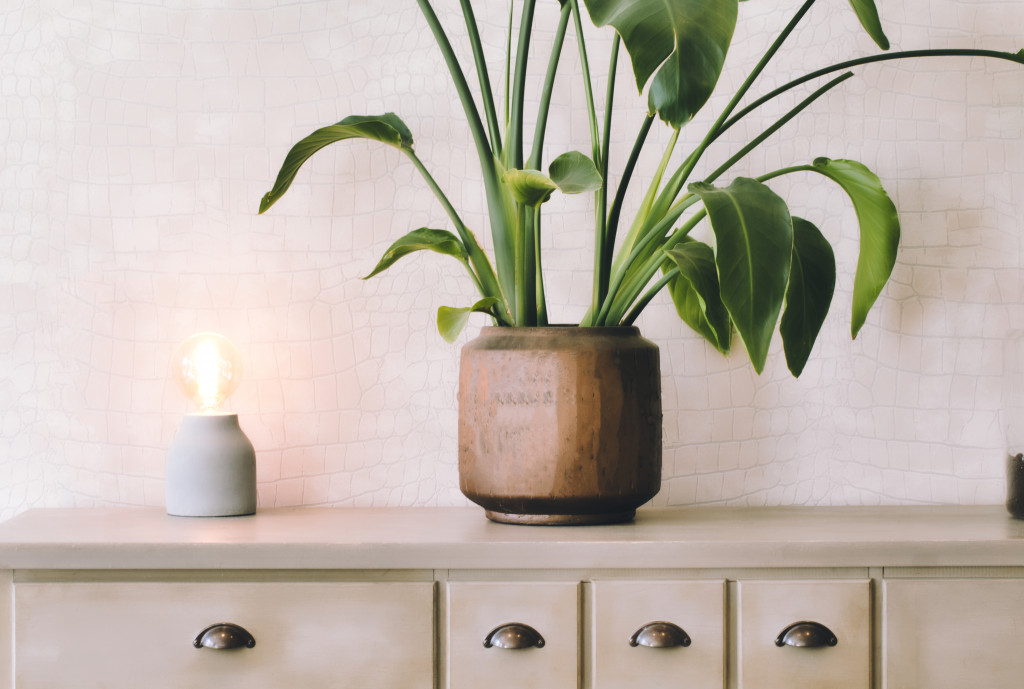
485;509;636;526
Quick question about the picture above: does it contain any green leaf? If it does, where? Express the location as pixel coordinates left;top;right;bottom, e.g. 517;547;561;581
437;298;499;343
503;169;559;206
689;177;793;374
363;228;468;280
846;0;890;51
664;239;731;354
780;217;836;377
809;157;899;338
548;151;603;194
503;152;602;206
582;0;738;129
260;113;414;214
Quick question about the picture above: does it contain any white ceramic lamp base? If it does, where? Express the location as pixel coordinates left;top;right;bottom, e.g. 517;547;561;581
166;413;256;517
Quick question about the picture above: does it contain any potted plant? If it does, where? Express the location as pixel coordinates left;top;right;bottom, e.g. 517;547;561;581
259;0;1023;524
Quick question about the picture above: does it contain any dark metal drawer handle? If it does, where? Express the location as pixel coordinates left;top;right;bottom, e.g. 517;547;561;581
483;623;545;649
629;621;691;648
775;621;838;648
193;623;256;650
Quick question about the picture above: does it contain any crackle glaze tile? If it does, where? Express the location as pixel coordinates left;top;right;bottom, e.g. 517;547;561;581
1;0;1022;518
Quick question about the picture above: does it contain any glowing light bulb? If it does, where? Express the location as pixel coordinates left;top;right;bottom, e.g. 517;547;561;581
172;332;243;413
166;331;256;517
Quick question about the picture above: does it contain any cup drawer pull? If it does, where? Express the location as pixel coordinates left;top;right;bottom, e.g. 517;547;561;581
775;621;838;648
193;623;257;650
629;621;691;648
483;623;545;649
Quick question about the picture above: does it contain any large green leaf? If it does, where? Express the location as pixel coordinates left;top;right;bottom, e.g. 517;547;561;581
260;113;414;213
808;157;899;338
582;0;738;128
548;151;603;194
689;177;793;374
363;228;468;280
437;298;499;343
780;217;836;377
664;239;731;354
847;0;890;50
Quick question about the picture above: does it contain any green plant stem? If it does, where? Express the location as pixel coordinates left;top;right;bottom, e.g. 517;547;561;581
594;35;620;309
528;2;572;168
534;206;548;325
459;0;502;154
720;48;1024;136
594;124;679;326
415;0;515;313
622;268;679;326
604;205;705;325
704;72;855;186
569;0;601;167
503;1;513;128
567;0;608;318
594;195;699;325
603;114;654;266
406;150;512;325
515;204;539;326
508;0;538;169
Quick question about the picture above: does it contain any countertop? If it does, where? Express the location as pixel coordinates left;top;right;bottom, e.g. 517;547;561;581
2;505;1024;570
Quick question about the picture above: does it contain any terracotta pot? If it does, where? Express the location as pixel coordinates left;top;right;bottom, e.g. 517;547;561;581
458;326;662;525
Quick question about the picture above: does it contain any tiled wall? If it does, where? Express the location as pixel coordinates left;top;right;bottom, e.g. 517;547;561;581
2;0;1022;519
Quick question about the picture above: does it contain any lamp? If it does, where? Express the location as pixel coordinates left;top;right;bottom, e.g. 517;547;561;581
166;332;256;517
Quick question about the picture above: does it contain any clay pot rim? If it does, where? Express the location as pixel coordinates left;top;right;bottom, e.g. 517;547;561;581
477;324;641;336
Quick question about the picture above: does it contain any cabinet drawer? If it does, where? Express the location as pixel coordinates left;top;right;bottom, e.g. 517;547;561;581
15;581;434;689
590;580;725;689
885;578;1024;689
447;581;578;689
737;580;871;689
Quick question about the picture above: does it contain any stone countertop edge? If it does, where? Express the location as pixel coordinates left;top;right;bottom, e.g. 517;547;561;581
0;505;1022;571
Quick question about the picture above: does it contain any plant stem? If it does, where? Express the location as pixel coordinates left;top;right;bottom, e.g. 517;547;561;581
721;48;1024;136
508;0;538;169
528;2;572;168
568;0;601;167
604;114;654;265
567;0;608;320
460;0;503;154
704;72;854;186
415;0;515;314
622;268;679;326
604;205;704;325
534;206;548;325
594;35;620;309
503;1;513;129
406;150;512;325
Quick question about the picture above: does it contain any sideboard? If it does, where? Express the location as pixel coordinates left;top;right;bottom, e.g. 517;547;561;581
1;505;1023;688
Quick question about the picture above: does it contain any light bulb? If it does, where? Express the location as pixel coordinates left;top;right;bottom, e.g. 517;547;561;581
166;331;256;517
172;332;243;413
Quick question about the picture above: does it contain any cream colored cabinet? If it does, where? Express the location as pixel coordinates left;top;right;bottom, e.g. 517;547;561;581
737;580;871;689
447;582;579;689
14;581;435;689
884;578;1024;689
590;580;726;689
2;505;1024;689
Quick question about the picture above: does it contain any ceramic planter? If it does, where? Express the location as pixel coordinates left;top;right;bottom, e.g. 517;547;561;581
458;326;662;525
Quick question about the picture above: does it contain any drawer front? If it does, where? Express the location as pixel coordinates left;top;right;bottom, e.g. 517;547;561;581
590;580;725;689
737;580;871;689
885;578;1024;689
15;581;434;689
447;581;578;689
